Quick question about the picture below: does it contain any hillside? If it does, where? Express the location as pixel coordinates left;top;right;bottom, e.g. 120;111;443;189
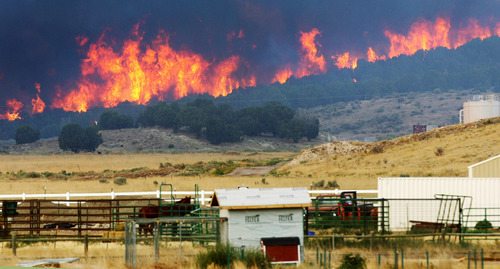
2;127;326;155
280;117;500;190
301;89;478;142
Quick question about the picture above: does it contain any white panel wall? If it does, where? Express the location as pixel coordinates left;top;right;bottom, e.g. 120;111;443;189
378;177;500;231
462;100;500;124
224;208;304;248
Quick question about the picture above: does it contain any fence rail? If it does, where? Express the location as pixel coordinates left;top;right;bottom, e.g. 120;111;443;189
0;189;378;205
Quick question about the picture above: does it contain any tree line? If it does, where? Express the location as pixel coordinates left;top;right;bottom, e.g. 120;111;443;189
114;99;319;144
14;100;319;152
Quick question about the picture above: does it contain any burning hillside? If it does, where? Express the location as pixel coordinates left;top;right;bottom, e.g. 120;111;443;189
0;1;499;119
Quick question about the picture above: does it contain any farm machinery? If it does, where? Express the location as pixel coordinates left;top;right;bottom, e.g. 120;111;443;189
305;191;387;234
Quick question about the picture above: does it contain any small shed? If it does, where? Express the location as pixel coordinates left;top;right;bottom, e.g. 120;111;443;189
210;187;311;251
468;154;500;177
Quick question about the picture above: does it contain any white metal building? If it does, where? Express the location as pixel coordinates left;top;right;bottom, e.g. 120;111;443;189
378;177;500;231
210;187;311;249
468;155;500;177
459;94;500;124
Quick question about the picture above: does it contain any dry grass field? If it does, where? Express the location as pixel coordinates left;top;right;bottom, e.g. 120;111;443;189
1;118;498;195
0;118;498;268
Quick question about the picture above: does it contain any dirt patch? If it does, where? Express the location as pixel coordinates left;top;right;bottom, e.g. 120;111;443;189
227;166;275;177
227;162;286;177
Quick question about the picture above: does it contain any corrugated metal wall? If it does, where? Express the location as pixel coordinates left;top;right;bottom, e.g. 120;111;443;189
378;177;500;231
469;156;500;177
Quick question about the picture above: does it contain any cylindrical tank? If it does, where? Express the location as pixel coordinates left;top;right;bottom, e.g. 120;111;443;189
460;95;500;124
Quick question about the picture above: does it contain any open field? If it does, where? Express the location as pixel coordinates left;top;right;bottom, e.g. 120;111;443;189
1;118;499;195
0;152;293;174
0;118;498;268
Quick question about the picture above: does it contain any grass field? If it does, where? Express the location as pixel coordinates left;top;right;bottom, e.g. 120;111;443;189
0;119;498;268
0;152;304;195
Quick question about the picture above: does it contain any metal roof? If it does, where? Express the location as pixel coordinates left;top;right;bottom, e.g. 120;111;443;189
210;187;311;209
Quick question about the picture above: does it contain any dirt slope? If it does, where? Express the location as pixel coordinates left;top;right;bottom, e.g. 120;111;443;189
280;117;500;188
4;128;325;155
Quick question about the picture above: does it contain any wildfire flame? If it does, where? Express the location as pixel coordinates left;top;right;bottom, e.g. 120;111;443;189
272;67;293;84
385;17;495;59
366;47;386;62
272;28;326;84
330;16;498;70
332;52;358;70
52;25;256;112
31;82;46;114
1;16;497;119
0;99;23;121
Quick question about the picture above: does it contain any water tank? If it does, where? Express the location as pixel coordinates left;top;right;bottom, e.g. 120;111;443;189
459;95;500;124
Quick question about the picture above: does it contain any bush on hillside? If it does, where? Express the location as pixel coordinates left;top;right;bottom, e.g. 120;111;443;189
15;125;40;145
58;123;103;153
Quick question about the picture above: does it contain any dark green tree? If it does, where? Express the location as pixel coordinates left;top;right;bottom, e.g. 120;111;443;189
304;118;320;141
84;126;103;152
15;125;40;144
99;110;134;130
59;123;86;153
58;123;103;153
260;102;295;136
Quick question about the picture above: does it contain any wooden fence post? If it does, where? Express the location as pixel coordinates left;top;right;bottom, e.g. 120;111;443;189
84;234;89;258
11;234;17;256
441;229;446;246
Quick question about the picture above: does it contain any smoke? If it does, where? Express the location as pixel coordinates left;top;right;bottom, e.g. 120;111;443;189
0;0;498;113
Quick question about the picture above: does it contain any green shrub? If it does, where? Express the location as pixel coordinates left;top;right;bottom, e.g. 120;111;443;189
114;177;127;185
371;145;384;154
475;219;493;231
312;180;325;188
42;172;54;177
195;244;236;269
435;147;444;156
265;158;283;166
242;248;269;269
326;180;340;188
99;179;108;183
338;253;366;269
195;244;268;269
15;125;40;145
26;172;41;178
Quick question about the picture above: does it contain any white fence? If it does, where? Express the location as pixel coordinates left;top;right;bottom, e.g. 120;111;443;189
0;189;378;206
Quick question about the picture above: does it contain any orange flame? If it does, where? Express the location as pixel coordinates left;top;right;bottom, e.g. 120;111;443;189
384;17;496;59
272;28;326;84
332;52;358;69
454;19;492;47
0;99;23;121
366;47;386;62
272;67;293;84
333;16;497;70
295;28;326;77
52;25;256;112
31;82;46;114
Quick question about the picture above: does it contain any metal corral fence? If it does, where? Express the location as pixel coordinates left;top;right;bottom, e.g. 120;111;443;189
2;189;499;239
